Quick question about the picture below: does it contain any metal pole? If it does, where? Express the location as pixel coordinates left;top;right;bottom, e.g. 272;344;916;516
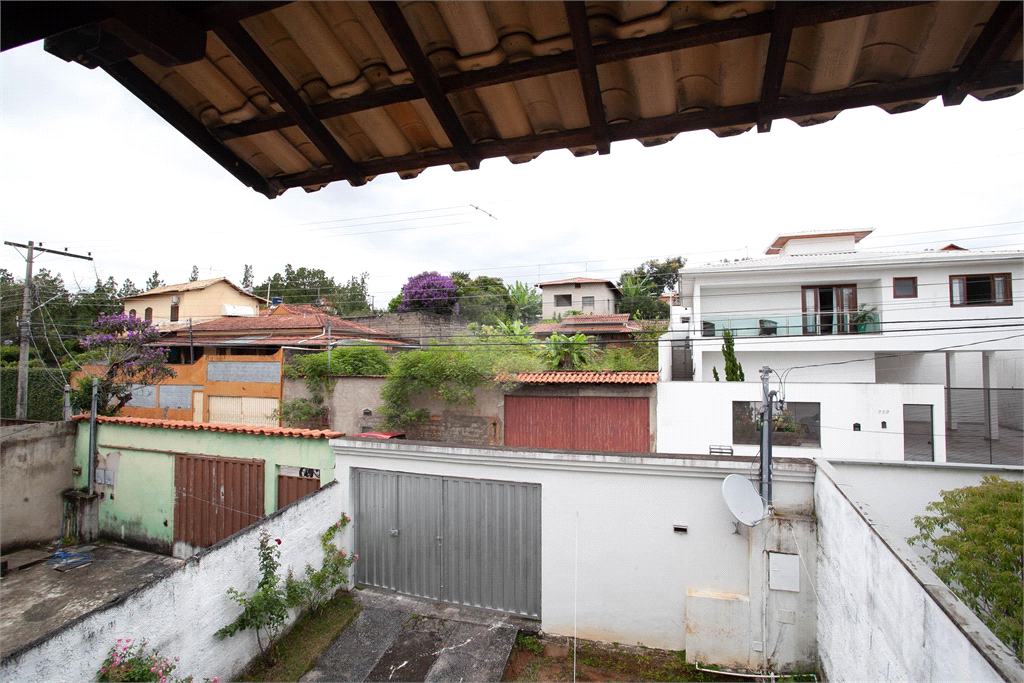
63;384;71;421
188;318;195;364
15;241;34;420
327;319;332;367
88;378;98;496
759;366;773;506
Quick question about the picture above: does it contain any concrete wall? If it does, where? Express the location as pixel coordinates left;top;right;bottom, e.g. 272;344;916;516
0;422;77;551
72;422;336;555
283;376;387;436
827;460;1023;561
342;311;470;344
657;381;947;461
0;483;344;683
814;461;1023;683
331;439;818;672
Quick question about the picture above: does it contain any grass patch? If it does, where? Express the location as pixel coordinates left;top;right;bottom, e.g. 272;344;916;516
236;590;360;682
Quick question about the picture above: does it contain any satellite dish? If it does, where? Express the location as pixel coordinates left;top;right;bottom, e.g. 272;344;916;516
722;474;767;527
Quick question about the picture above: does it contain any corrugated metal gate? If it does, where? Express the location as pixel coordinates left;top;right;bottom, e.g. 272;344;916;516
505;395;650;452
353;469;541;618
174;453;265;549
278;474;320;508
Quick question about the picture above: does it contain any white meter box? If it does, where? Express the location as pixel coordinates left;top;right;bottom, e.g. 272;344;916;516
769;552;800;592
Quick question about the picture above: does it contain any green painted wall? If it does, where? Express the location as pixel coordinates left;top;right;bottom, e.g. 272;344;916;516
74;422;336;553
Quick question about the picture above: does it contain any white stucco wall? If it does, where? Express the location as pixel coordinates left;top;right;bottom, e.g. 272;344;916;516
0;484;344;683
695;349;876;383
330;439;817;670
540;282;619;319
815;462;1023;683
657;381;947;461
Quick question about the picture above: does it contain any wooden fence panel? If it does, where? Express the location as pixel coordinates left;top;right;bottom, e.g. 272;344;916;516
174;454;265;549
278;474;320;509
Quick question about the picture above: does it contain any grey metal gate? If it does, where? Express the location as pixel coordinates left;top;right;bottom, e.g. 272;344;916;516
903;404;934;462
352;469;541;618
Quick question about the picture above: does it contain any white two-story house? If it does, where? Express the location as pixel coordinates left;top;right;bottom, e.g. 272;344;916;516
657;230;1023;464
536;277;621;319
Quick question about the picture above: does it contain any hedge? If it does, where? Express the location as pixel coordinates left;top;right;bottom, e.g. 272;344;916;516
0;367;66;421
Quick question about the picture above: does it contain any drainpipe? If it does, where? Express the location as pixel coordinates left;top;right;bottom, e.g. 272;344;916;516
189;317;195;364
63;384;71;421
88;377;98;496
759;366;773;506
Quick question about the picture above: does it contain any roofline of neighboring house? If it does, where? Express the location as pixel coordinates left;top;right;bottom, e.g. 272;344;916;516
535;277;622;295
125;277;268;304
765;229;873;255
72;414;342;438
683;249;1024;278
495;371;658;385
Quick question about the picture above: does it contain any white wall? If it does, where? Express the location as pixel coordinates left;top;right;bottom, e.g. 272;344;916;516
696;349;875;383
815;461;1023;683
330;439;817;671
0;484;345;683
657;381;947;462
541;282;618;319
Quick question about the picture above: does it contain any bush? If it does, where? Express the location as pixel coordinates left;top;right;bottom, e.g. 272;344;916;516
909;476;1023;660
618;295;669;320
0;367;65;420
275;398;328;430
379;347;485;429
285;347;390;398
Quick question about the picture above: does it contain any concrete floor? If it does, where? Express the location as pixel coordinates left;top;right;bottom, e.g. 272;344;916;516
0;544;181;658
302;588;533;683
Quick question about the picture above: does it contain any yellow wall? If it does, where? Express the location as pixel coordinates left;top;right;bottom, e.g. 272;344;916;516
124;281;261;327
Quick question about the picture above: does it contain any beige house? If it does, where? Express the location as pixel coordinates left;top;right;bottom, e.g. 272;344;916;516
123;277;264;328
536;277;621;319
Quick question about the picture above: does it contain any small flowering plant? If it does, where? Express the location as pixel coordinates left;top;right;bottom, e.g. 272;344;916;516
96;639;218;683
284;514;358;615
73;312;176;416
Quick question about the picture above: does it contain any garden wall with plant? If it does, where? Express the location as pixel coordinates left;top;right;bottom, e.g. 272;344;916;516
0;482;346;683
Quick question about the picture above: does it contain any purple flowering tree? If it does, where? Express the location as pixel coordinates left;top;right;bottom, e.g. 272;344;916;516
398;272;459;315
72;312;176;415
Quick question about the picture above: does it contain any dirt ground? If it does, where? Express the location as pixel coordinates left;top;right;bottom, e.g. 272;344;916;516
501;634;766;683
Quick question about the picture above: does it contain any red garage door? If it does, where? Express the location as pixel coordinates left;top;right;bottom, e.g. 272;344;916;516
504;396;650;452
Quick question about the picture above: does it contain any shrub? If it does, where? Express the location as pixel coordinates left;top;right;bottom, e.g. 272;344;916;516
722;329;744;381
216;530;289;660
0;367;65;420
379;347;485;428
96;638;216;683
909;476;1023;660
274;398;327;430
284;515;357;615
285;347;390;398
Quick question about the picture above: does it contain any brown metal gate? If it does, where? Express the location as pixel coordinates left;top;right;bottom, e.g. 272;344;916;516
174;453;265;549
277;474;320;509
504;396;650;452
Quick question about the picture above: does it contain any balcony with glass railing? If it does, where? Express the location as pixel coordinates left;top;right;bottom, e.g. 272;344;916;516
699;310;883;338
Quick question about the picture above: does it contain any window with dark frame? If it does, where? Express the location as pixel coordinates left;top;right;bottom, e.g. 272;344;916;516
554;294;572;307
170;304;180;322
144;307;153;323
732;401;821;448
949;273;1012;306
893;277;917;298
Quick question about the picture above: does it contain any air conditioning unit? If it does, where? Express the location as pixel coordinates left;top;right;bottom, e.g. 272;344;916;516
170;296;180;304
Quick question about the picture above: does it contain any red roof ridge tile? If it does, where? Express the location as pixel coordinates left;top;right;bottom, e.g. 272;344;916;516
72;414;343;439
494;371;658;385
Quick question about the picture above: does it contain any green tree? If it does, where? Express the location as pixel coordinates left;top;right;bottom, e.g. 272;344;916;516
619;257;686;295
506;281;542;324
618;295;669;320
451;272;512;323
257;264;339;304
722;329;744;381
909;476;1023;660
117;278;140;298
379;347;486;428
241;264;254;291
145;271;164;291
1;268;22;345
537;332;594;370
331;272;373;315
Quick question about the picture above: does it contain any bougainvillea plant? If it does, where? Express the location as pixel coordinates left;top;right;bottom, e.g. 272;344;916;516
397;272;459;315
72;312;176;416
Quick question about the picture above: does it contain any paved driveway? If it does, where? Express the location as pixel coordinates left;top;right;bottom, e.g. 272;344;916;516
302;588;531;682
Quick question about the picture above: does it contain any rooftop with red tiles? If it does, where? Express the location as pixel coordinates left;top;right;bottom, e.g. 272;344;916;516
73;415;343;439
496;371;658;385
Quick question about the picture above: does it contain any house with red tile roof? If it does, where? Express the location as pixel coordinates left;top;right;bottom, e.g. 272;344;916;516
531;313;642;347
123;277;265;330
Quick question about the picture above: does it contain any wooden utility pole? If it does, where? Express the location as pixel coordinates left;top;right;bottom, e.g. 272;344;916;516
4;241;93;420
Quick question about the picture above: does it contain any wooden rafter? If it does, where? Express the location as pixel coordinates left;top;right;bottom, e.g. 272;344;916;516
275;60;1022;190
212;22;366;185
757;3;795;133
211;1;928;142
943;1;1023;106
100;59;280;199
564;1;610;154
369;1;481;169
99;5;206;67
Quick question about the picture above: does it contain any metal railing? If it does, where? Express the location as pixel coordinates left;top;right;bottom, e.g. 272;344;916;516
946;387;1023;466
700;310;882;337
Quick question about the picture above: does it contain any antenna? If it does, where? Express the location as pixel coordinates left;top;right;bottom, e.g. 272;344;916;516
722;474;767;527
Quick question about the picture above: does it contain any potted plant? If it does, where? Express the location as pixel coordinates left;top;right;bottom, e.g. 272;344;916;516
849;304;878;333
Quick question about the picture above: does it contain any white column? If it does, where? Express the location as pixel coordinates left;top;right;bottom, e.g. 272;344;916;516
983;352;999;441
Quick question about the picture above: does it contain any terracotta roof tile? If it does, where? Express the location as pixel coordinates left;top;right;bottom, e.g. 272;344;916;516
496;371;658;385
128;277;266;302
562;314;631;324
184;313;391;336
73;415;343;439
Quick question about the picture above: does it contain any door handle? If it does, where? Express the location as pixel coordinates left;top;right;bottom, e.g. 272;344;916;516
390;528;400;537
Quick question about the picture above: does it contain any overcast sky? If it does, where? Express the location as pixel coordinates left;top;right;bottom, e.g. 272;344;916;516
2;41;1022;305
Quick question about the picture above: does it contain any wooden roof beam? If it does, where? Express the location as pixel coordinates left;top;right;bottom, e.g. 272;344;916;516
98;4;206;67
369;1;481;169
100;59;281;199
213;22;365;185
274;60;1022;190
943;1;1022;106
564;1;610;154
757;3;795;133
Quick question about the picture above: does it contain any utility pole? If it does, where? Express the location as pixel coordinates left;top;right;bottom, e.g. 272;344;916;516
4;240;92;420
759;366;776;506
327;319;332;366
